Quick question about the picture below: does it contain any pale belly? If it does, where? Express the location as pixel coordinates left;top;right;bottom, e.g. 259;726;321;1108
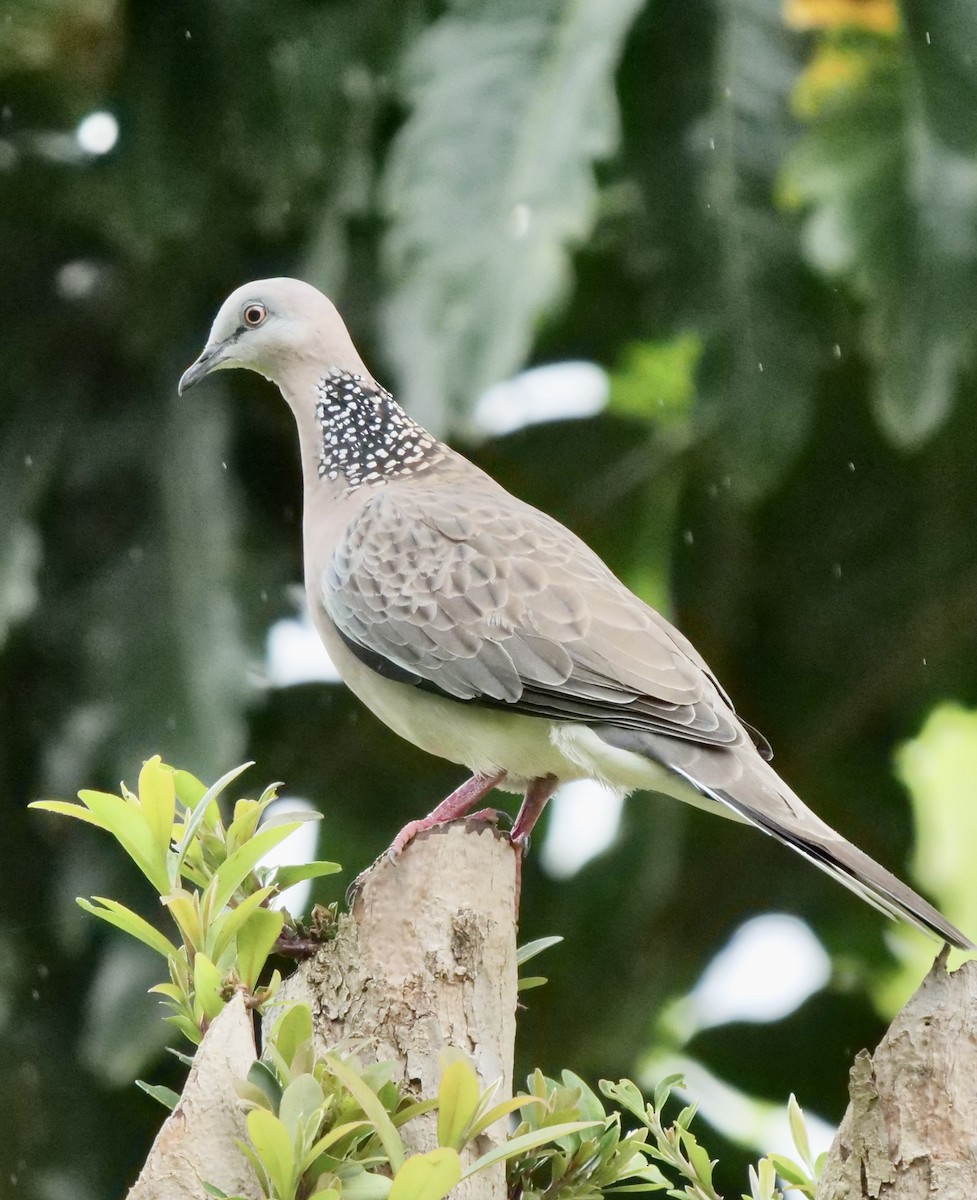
315;609;734;818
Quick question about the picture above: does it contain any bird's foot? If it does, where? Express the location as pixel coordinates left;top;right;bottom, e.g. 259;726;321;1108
385;818;431;863
383;770;508;864
510;775;559;855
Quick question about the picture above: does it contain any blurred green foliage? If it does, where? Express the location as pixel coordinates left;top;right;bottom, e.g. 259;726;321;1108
2;0;977;1195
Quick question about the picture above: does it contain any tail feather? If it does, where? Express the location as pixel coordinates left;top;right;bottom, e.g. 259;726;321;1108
712;786;975;951
594;724;974;949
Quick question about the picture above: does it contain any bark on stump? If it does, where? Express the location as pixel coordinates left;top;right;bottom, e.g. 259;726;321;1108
126;821;517;1200
127;992;260;1200
816;953;977;1200
278;821;519;1200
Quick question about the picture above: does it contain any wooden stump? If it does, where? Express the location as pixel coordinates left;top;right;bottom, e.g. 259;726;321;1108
816;952;977;1200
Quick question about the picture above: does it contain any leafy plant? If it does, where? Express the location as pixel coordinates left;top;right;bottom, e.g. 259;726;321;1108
598;1078;822;1200
30;757;340;1043
217;1006;601;1200
224;1046;824;1200
506;1069;666;1199
35;755;825;1200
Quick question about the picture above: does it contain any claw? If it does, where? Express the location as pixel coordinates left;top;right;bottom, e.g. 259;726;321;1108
383;770;507;865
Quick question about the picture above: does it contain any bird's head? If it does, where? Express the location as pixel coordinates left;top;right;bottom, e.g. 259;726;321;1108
178;277;369;395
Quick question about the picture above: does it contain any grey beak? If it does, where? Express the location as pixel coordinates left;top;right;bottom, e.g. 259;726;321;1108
178;343;226;395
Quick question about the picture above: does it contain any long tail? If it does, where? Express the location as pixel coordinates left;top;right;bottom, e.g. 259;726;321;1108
712;782;975;951
599;726;975;950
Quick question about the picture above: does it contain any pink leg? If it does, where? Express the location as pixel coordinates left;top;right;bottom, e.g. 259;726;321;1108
510;774;559;851
511;775;560;914
387;770;507;861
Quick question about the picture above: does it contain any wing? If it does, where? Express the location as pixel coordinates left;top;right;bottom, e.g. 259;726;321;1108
322;483;760;752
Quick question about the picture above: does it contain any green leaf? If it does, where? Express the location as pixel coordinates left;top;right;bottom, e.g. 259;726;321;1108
515;935;564;966
135;1079;181;1110
300;1122;371;1175
173;761;254;881
165;1013;203;1045
683;1136;714;1189
392;1098;440;1129
246;1107;296;1200
436;1057;481;1150
226;798;266;855
323;1054;406;1174
192;953;225;1021
138;756;177;863
676;1103;698;1131
76;788;170;893
271;861;342;889
209;886;276;963
236;1138;271;1193
76;897;179;960
270;1003;313;1070
559;1070;606;1122
339;1169;392;1200
173;768;208;813
388;1148;462;1200
787;1093;812;1169
163;889;203;951
259;807;317;833
211;822;303;913
149;981;186;1003
29;799;108;830
753;1157;777;1200
654;1076;683;1114
279;1073;325;1142
247;1060;284;1113
381;0;644;428
766;1154;811;1188
602;1078;654;1122
467;1094;545;1141
236;907;285;991
516;976;547;992
460;1121;601;1180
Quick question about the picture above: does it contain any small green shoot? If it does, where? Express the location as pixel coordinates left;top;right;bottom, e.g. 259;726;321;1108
31;757;340;1043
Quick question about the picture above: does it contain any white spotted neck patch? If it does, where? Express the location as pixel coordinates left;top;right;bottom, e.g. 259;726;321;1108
314;368;444;488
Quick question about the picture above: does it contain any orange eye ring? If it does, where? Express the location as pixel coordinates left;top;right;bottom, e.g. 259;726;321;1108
242;302;267;327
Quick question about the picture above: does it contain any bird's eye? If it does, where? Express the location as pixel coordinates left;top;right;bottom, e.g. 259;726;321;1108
242;302;267;328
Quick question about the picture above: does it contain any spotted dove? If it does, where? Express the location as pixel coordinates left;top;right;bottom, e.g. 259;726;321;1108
179;278;973;949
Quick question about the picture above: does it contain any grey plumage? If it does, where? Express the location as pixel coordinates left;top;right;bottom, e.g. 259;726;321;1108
179;277;974;951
